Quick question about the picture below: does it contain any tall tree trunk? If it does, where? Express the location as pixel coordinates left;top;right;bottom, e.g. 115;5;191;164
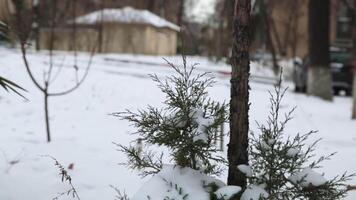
215;0;226;61
307;0;333;101
351;0;356;119
177;0;184;26
146;0;155;12
32;0;40;51
228;0;251;189
352;72;356;119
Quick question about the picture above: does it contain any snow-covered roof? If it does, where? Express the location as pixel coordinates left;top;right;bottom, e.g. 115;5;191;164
73;7;180;31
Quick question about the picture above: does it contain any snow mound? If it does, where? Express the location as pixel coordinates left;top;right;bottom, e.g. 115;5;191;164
240;184;269;200
73;7;180;31
132;165;225;200
237;164;253;177
288;168;327;187
214;186;241;200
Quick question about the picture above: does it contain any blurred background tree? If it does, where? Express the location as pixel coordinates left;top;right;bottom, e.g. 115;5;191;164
307;0;333;100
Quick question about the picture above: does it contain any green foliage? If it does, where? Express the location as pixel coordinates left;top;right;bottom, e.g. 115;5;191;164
115;56;228;177
205;182;220;200
0;22;25;96
110;185;130;200
0;21;9;41
115;144;163;177
243;77;354;200
0;76;26;98
162;178;189;200
115;58;353;200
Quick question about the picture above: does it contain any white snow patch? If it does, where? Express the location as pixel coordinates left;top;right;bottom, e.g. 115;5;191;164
267;139;275;145
260;141;271;150
132;165;225;200
191;108;214;143
73;7;180;31
240;184;269;200
0;48;356;200
237;164;253;177
288;168;327;187
214;186;241;200
286;147;300;157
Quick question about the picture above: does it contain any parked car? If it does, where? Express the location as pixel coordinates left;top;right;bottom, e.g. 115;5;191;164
293;48;355;96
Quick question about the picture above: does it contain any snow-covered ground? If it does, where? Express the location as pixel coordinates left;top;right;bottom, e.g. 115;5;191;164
0;47;355;200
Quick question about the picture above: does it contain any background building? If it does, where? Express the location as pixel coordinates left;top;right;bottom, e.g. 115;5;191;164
0;0;14;22
38;7;179;55
255;0;354;59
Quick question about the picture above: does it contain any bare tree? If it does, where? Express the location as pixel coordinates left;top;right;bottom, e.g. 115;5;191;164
269;0;305;58
228;0;251;191
97;0;106;53
254;0;305;72
281;0;301;58
258;0;280;74
215;0;225;61
289;0;303;59
350;0;356;119
177;0;185;26
307;0;333;100
340;0;356;118
213;0;235;61
214;0;229;61
13;0;95;142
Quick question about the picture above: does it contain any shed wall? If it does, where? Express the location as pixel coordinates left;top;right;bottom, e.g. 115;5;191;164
39;28;98;52
39;23;177;55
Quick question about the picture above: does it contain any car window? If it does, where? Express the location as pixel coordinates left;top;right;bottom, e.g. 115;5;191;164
330;52;351;63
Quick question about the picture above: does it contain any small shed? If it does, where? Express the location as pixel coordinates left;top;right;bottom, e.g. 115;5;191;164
39;7;180;55
0;0;14;22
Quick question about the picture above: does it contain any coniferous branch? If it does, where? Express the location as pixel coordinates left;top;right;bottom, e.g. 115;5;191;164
115;143;163;177
110;185;130;200
161;178;189;200
0;76;27;99
43;156;80;200
246;71;355;200
114;55;228;176
0;22;27;98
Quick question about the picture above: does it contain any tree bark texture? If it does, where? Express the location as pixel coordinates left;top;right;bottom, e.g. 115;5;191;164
352;0;356;119
352;73;356;119
307;0;333;100
177;0;184;26
228;0;251;189
44;93;51;142
307;66;333;99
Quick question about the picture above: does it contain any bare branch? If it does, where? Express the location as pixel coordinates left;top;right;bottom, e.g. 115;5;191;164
48;44;96;97
20;42;45;92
